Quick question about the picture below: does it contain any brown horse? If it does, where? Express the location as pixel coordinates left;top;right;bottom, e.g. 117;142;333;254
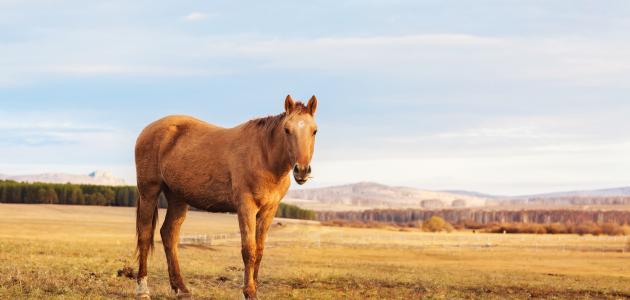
134;95;318;299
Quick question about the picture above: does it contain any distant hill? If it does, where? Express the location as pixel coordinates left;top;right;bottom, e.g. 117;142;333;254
494;186;630;207
444;187;630;200
0;170;128;186
285;182;489;211
285;182;630;211
441;190;502;199
520;187;630;198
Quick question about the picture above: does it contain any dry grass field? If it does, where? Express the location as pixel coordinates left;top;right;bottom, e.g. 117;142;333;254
1;204;630;299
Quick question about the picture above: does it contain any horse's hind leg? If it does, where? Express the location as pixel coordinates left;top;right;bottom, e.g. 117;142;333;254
135;182;161;300
161;191;190;298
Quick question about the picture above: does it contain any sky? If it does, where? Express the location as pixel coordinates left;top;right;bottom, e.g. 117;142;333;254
1;1;630;195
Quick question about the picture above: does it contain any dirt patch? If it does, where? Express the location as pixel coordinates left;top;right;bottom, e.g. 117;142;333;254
117;266;135;279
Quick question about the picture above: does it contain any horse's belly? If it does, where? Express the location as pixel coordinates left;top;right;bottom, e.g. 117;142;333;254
186;187;236;213
166;173;235;212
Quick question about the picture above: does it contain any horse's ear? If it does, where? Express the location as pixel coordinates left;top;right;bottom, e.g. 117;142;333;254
307;95;317;116
285;95;295;113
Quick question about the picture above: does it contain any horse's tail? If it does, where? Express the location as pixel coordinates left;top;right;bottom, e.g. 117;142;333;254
135;192;159;260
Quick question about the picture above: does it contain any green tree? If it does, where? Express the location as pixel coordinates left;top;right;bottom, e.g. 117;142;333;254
43;187;58;204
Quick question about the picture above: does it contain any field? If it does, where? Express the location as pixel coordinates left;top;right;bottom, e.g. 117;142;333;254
1;204;630;299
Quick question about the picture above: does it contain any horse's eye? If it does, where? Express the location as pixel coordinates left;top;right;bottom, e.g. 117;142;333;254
313;129;318;136
284;128;290;135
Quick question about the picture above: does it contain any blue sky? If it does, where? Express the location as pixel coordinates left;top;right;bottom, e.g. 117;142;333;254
1;1;630;195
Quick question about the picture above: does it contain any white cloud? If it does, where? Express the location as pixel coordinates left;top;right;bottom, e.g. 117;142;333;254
310;143;630;195
3;30;630;86
434;127;565;139
0;111;135;171
42;64;225;76
2;1;630;194
529;142;630;153
231;34;630;85
183;12;208;22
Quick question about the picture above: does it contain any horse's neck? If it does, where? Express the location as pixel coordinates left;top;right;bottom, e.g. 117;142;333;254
251;126;292;180
267;131;293;179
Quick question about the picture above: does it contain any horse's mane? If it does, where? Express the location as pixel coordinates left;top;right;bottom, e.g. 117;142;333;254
245;102;309;133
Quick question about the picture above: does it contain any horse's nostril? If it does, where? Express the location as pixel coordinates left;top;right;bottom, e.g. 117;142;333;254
307;165;312;174
293;165;299;173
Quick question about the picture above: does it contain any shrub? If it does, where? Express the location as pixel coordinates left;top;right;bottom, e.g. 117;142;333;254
422;216;454;232
600;222;625;236
525;224;547;234
545;223;567;234
460;221;489;230
572;222;602;236
484;223;547;234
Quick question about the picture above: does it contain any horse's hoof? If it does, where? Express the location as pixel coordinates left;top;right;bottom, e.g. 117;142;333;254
136;277;150;299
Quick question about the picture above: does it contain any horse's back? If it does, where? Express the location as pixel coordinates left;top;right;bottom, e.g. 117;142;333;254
135;115;222;179
137;114;222;149
138;115;221;137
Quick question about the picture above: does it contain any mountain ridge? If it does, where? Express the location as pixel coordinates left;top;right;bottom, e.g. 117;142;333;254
444;187;630;200
515;186;630;198
0;171;128;186
285;181;489;211
286;182;630;211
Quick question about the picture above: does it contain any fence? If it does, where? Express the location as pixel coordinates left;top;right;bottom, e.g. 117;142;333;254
179;232;240;246
179;229;630;254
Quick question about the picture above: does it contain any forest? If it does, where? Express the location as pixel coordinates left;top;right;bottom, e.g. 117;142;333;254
0;180;315;220
317;206;630;227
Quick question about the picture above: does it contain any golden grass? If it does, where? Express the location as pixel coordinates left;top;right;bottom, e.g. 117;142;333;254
1;204;630;299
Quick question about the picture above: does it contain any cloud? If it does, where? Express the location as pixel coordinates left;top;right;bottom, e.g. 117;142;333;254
231;34;630;85
0;111;124;147
2;1;630;195
0;135;76;146
434;127;564;139
183;12;208;22
0;110;135;184
42;64;225;76
529;142;630;153
310;150;630;195
0;114;115;133
2;29;630;87
0;124;114;147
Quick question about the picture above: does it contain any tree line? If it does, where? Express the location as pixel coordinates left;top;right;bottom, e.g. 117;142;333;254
0;180;138;206
276;202;316;220
0;180;314;220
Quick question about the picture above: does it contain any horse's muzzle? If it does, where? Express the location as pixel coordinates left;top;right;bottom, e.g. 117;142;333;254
293;164;312;185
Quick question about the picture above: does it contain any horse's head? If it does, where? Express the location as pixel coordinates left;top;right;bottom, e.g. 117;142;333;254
283;95;318;185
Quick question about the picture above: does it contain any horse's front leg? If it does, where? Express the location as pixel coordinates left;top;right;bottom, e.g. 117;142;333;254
254;204;279;283
237;194;259;300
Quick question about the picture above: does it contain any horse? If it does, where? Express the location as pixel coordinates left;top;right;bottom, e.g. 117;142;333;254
134;95;318;299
